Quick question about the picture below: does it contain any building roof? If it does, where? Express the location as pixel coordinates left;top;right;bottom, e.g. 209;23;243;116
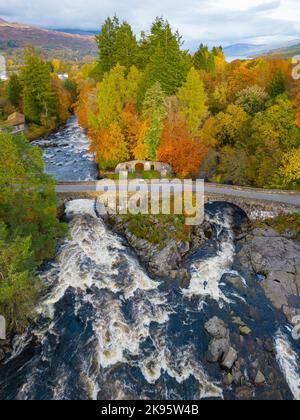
7;112;25;126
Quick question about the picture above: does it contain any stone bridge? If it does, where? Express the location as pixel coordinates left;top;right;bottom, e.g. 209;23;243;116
56;182;300;221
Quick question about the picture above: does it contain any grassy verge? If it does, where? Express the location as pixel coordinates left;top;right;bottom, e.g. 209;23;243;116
104;170;162;180
255;213;300;239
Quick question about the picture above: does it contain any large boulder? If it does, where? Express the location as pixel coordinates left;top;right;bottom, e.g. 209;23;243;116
207;338;230;363
238;227;300;323
204;317;229;339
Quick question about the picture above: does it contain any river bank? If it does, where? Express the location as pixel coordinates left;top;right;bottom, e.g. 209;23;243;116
0;199;299;400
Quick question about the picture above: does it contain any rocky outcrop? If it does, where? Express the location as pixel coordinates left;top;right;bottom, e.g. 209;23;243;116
108;215;212;280
238;227;300;323
205;317;238;370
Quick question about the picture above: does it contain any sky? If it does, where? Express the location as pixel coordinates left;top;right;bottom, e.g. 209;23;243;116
0;0;300;48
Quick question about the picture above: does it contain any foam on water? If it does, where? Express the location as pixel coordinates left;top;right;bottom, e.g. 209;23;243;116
183;209;236;305
275;330;300;400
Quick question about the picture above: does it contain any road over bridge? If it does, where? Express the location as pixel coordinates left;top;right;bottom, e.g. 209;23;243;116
56;181;300;220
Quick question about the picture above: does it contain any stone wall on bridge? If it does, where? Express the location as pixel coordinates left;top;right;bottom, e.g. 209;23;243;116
205;192;299;220
56;189;299;222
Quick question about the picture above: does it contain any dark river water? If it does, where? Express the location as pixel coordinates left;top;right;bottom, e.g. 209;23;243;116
0;119;299;400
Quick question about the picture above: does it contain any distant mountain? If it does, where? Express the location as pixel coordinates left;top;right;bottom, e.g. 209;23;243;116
0;18;98;60
262;43;300;59
53;28;99;36
223;43;266;58
224;40;300;60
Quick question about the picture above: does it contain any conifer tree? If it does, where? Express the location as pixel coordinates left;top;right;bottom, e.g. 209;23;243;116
142;82;167;160
270;70;286;98
21;46;57;125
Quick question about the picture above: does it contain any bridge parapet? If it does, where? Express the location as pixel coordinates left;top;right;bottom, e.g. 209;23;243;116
56;182;300;221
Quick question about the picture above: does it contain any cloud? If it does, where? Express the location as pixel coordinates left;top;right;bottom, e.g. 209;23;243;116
0;0;299;47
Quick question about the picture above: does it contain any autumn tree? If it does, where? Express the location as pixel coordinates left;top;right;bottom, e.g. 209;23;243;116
279;148;300;186
51;75;72;124
177;67;208;135
157;118;206;177
226;63;257;101
251;96;300;151
295;88;300;128
216;104;249;146
90;121;129;169
235;85;269;116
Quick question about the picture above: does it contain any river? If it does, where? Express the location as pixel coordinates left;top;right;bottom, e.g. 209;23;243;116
31;115;98;182
0;118;299;400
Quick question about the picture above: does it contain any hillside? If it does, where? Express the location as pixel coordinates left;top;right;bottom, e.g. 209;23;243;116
0;18;98;61
264;43;300;59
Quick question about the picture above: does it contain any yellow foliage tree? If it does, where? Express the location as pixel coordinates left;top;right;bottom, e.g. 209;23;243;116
90;121;130;169
279;148;300;186
52;58;61;73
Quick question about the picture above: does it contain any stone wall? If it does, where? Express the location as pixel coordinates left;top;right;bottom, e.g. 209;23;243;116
57;190;299;221
115;160;173;176
205;192;299;220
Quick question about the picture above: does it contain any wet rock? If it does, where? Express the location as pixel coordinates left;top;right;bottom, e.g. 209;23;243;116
239;326;252;336
254;371;266;385
0;349;5;362
236;387;253;401
238;227;300;323
224;373;234;386
204;317;229;339
232;368;243;386
207;338;230;363
224;275;246;290
263;338;274;354
222;347;238;370
251;359;259;370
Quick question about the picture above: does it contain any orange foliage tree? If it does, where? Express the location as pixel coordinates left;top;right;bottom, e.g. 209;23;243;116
75;81;97;130
157;117;207;177
89;121;130;169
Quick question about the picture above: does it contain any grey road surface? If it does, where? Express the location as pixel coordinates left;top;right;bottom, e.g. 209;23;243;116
56;182;300;206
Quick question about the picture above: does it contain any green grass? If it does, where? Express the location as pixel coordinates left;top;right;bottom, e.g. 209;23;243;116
107;170;162;180
256;213;300;239
114;213;191;249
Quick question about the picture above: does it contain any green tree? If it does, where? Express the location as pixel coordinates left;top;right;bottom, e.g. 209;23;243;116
137;18;191;106
194;44;215;73
125;65;142;106
96;16;139;77
0;223;39;333
177;67;208;135
91;64;127;130
96;16;120;77
21;46;57;125
6;74;22;108
0;131;67;263
142;82;167;160
114;22;139;70
251;96;300;151
270;70;286;98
